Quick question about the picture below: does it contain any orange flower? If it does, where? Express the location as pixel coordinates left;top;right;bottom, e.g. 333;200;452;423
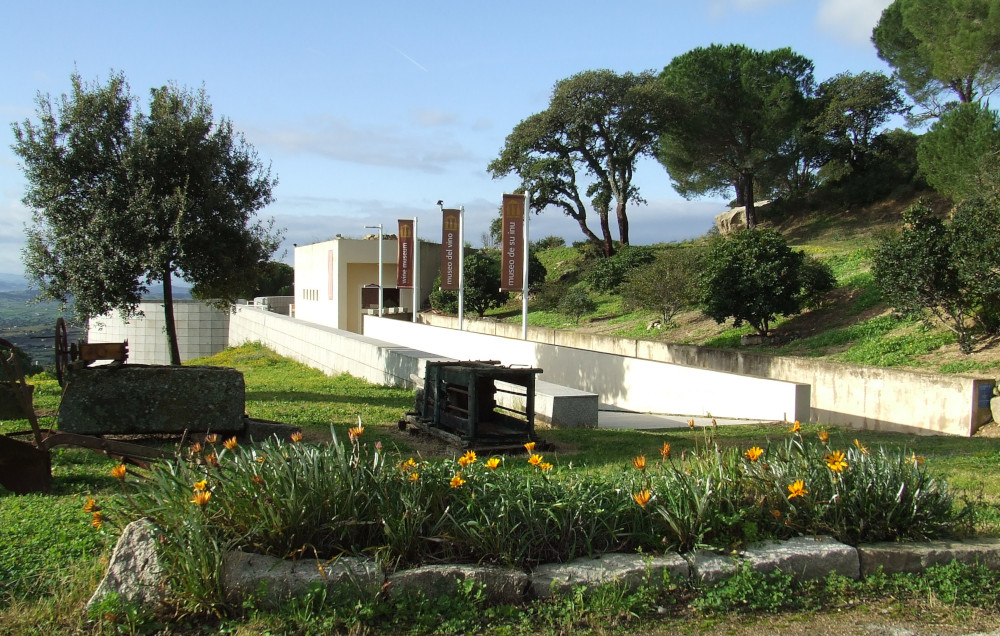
110;464;127;480
527;453;543;467
632;455;646;471
348;425;365;440
223;436;238;450
787;479;808;499
825;450;848;472
290;431;303;443
659;442;671;459
91;511;104;530
790;421;802;433
251;475;265;486
409;472;420;482
204;434;218;445
688;419;695;428
743;446;764;462
770;509;782;519
540;462;553;472
911;453;924;466
485;457;501;471
633;489;652;508
189;442;203;454
205;452;219;467
818;430;830;444
450;473;465;488
458;450;477;467
193;479;208;491
191;490;212;507
853;439;870;455
83;497;99;513
524;441;536;453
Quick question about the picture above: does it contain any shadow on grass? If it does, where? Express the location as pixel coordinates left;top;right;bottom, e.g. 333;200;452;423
245;391;412;409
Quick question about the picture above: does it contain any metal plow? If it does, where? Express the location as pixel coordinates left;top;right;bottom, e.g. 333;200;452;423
0;337;173;495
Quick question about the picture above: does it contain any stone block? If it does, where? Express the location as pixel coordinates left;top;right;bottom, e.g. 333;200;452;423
88;519;166;613
685;550;745;586
530;552;689;598
386;564;529;604
58;365;246;435
858;538;1000;576
742;535;860;581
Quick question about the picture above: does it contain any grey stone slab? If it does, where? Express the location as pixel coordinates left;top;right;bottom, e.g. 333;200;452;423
685;550;746;586
222;550;382;609
386;564;529;604
858;538;1000;577
742;535;860;581
530;552;689;598
59;365;245;434
87;519;166;613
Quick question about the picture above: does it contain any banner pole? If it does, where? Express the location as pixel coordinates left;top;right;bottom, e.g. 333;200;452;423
522;192;530;340
458;206;465;331
413;216;419;323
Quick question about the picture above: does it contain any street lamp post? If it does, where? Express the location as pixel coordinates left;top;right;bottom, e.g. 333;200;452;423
364;224;383;317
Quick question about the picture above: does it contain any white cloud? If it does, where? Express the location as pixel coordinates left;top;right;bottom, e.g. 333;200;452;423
816;0;893;45
411;109;459;127
249;116;476;173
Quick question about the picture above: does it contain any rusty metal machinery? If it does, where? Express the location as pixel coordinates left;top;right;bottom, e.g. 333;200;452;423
401;360;549;451
54;317;128;387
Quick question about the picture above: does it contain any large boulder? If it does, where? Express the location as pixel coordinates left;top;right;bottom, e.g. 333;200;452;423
715;200;771;235
58;365;245;435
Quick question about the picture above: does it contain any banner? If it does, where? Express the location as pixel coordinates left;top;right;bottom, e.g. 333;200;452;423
440;208;461;291
396;219;414;288
500;194;525;291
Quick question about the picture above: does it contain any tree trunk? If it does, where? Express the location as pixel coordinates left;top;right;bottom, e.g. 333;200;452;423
742;173;757;230
161;271;182;365
598;212;615;257
615;200;629;246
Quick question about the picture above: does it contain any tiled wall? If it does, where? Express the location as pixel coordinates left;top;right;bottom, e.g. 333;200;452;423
88;300;231;365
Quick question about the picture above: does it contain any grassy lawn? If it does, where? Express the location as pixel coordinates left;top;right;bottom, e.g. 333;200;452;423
2;343;1000;634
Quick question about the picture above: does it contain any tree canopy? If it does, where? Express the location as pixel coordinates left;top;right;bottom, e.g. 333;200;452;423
873;0;1000;118
12;71;280;364
487;69;673;257
657;44;815;229
916;102;1000;201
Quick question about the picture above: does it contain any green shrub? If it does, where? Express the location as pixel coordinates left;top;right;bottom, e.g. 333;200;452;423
557;286;597;324
584;245;656;293
620;249;701;324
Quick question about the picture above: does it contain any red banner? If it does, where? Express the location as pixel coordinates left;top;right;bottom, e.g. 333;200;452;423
500;194;525;291
440;209;461;291
396;219;414;288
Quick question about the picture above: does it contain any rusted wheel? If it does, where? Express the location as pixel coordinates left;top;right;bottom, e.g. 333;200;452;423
54;318;70;387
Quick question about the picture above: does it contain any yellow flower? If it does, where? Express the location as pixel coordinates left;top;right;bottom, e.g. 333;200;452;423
524;441;536;453
787;480;808;499
688;419;695;428
223;436;238;450
659;442;671;459
204;434;218;445
790;421;802;433
193;480;208;491
853;439;870;455
911;453;924;466
110;464;127;480
191;490;212;507
348;425;365;440
290;431;303;443
744;446;764;462
632;454;646;471
818;430;829;444
633;489;651;508
458;450;477;467
409;472;420;482
485;457;501;471
83;497;99;513
540;462;553;472
450;473;465;488
91;511;104;530
527;453;543;467
825;450;848;472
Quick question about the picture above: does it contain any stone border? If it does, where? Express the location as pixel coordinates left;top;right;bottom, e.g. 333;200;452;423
89;521;1000;614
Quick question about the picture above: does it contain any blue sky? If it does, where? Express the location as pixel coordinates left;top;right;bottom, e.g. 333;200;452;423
1;0;894;280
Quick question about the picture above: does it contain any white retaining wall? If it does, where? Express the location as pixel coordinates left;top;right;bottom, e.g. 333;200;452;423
363;316;810;423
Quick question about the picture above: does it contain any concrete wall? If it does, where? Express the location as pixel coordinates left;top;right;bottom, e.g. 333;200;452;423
416;314;995;436
89;300;231;365
363;316;810;423
293;238;441;333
